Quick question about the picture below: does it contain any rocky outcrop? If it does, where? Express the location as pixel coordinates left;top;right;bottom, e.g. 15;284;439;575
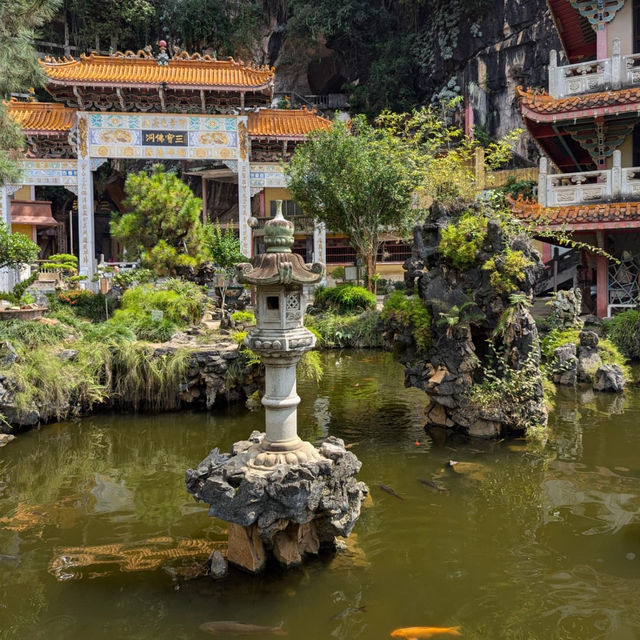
547;289;583;331
549;330;628;393
593;365;626;392
385;200;547;439
0;340;263;433
186;433;367;571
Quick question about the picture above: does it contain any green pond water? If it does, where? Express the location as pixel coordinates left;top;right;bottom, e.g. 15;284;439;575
1;351;640;640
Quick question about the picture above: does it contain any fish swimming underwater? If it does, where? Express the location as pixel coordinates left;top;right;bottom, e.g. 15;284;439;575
199;621;287;635
377;483;404;500
390;626;461;638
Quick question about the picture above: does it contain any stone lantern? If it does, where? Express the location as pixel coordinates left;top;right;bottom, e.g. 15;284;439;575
235;202;324;468
186;203;367;574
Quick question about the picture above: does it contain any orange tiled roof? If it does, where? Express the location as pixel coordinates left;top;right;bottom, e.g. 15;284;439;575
511;195;640;227
516;85;640;117
40;51;274;90
6;99;75;133
248;108;331;139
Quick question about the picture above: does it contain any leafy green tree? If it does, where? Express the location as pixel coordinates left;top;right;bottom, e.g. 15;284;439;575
0;0;60;185
376;100;522;205
111;164;205;276
0;222;40;269
286;116;421;290
202;223;247;310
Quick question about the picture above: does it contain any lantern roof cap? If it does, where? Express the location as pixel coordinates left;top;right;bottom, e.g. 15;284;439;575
236;204;324;286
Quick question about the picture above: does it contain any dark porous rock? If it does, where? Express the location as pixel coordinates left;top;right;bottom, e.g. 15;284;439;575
57;349;79;362
0;341;17;368
186;435;367;571
207;550;228;580
593;365;626;392
576;333;602;383
552;344;577;386
579;330;599;349
383;199;547;439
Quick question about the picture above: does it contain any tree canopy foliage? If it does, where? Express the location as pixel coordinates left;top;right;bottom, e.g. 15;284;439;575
0;222;40;270
110;165;205;276
286;116;421;287
0;0;60;185
286;103;521;288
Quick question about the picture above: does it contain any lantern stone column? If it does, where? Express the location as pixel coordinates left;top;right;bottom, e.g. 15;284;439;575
186;203;368;574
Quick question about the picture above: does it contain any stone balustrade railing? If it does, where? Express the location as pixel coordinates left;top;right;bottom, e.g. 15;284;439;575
538;151;640;207
549;39;640;98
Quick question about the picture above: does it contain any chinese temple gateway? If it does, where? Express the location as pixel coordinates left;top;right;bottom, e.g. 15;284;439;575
2;49;412;285
513;0;640;317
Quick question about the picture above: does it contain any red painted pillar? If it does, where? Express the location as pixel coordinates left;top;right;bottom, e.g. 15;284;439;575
542;242;552;264
596;254;608;318
259;189;265;218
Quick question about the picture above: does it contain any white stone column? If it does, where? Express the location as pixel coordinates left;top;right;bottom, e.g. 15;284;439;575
612;37;622;89
75;113;95;279
0;186;13;292
313;221;326;284
612;149;622;199
261;356;301;447
77;154;95;279
538;156;548;207
237;115;252;258
549;50;559;98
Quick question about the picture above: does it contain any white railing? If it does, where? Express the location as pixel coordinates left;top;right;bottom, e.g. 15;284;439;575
549;39;640;98
538;151;640;207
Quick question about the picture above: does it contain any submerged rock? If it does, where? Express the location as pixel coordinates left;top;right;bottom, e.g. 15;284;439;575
593;365;626;393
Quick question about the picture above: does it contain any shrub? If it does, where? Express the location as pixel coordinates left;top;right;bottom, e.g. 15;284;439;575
381;290;432;352
439;211;488;269
540;328;581;359
109;279;206;341
0;273;37;305
313;284;376;313
604;309;640;360
41;253;78;274
482;248;534;294
305;310;381;348
231;311;256;325
330;266;345;282
57;289;115;322
112;268;154;291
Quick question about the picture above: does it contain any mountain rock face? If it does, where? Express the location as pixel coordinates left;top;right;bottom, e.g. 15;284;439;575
266;0;560;160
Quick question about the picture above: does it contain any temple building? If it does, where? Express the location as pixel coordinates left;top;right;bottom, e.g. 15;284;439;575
513;0;640;317
3;48;410;286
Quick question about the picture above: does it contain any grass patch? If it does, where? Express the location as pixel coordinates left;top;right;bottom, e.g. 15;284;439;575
313;284;376;313
305;310;381;348
604;309;640;360
381;290;431;352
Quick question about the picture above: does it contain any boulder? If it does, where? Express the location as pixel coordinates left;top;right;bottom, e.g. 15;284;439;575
552;344;577;386
593;365;626;392
576;332;601;383
207;550;228;580
186;435;367;572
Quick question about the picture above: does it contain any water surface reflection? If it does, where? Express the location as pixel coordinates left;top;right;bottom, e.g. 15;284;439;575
1;352;639;639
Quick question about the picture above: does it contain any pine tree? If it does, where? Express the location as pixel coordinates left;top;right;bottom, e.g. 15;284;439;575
0;0;61;185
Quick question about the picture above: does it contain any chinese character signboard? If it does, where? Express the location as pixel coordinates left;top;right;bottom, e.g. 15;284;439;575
87;113;239;160
141;131;188;146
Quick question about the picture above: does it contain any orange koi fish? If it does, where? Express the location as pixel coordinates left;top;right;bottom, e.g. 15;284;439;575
390;626;461;639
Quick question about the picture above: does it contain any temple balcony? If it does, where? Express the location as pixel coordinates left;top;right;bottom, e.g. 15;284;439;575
538;151;640;207
549;39;640;98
